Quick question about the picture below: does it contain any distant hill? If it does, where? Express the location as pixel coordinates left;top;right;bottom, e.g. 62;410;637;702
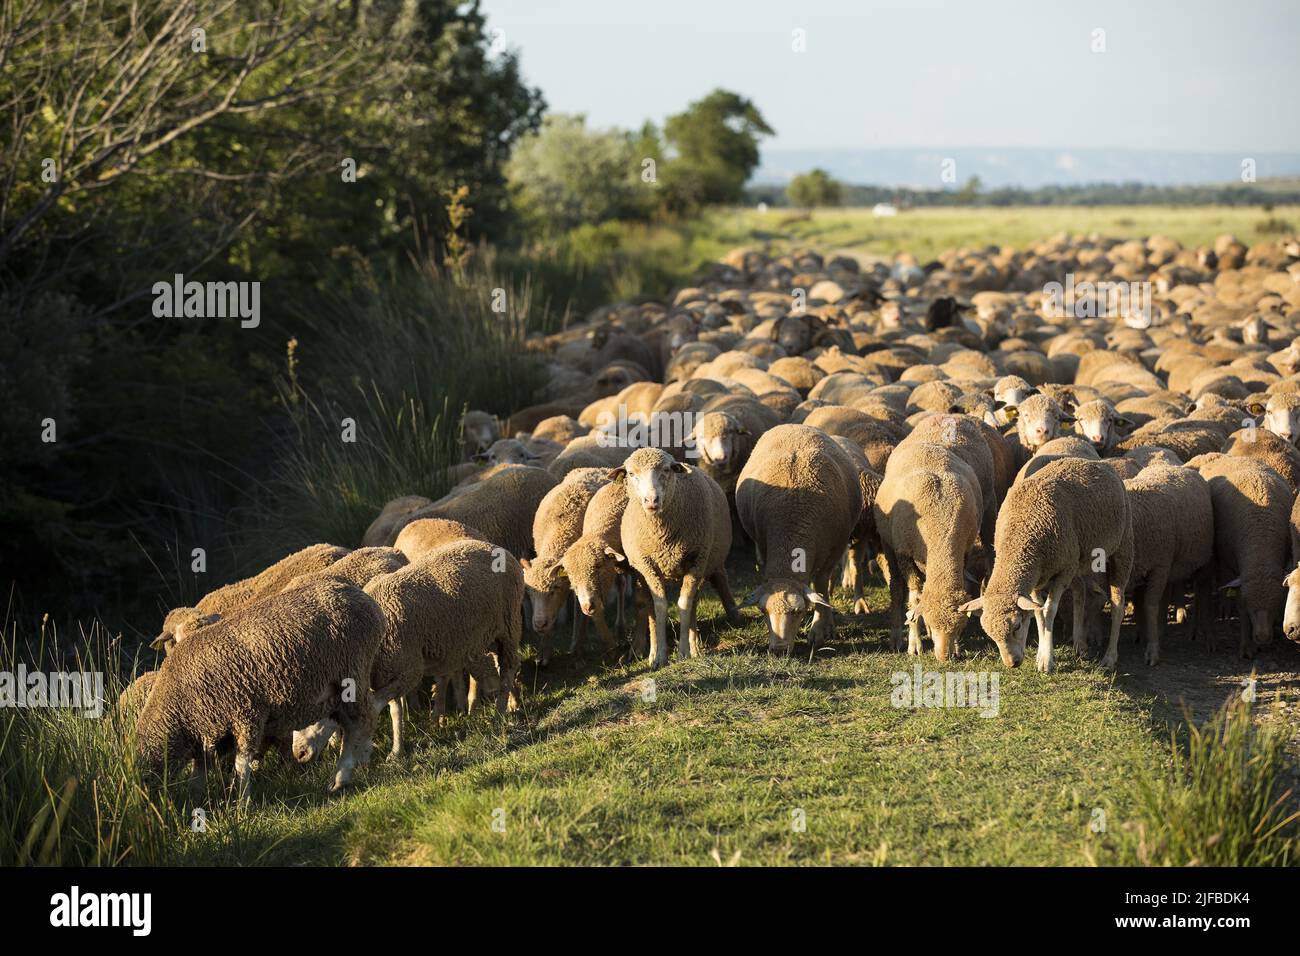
754;148;1300;190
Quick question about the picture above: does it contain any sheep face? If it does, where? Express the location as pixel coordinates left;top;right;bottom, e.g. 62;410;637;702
478;438;540;466
292;721;333;763
747;580;830;653
1014;394;1071;451
521;558;568;633
690;412;747;471
1073;400;1130;452
1256;394;1300;445
992;377;1033;409
461;411;500;456
918;586;972;662
960;593;1039;667
561;540;621;619
1283;566;1300;643
615;448;687;515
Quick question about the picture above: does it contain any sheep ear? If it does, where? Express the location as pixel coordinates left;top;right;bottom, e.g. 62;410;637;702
607;467;627;483
520;557;531;570
1003;406;1019;423
1246;401;1266;416
670;461;687;474
1113;416;1134;430
149;634;170;651
1016;595;1043;611
741;586;768;609
602;546;627;563
958;597;983;615
553;566;567;579
1219;577;1242;591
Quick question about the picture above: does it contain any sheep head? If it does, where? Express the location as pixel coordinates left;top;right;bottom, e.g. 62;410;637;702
1072;399;1132;452
520;556;568;633
689;412;748;471
1014;393;1071;451
615;448;688;515
959;592;1040;667
152;607;221;652
560;539;624;618
744;579;831;654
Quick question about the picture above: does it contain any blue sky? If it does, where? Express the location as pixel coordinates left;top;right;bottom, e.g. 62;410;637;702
480;0;1300;153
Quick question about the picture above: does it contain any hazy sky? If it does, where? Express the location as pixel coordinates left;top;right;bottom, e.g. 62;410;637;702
481;0;1300;153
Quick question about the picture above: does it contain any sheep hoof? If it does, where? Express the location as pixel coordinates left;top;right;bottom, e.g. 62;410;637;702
1144;646;1159;666
1036;654;1056;674
853;599;870;615
1099;652;1118;670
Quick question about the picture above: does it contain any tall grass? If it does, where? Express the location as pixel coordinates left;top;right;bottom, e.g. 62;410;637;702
240;257;549;564
1121;694;1300;866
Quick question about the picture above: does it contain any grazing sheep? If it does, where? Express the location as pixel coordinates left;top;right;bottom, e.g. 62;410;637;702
829;436;883;615
138;579;384;801
154;543;351;652
873;442;982;661
960;458;1133;673
295;540;524;760
393;518;487;561
1194;455;1290;657
615;448;740;668
1121;463;1215;665
522;468;612;663
736;425;863;653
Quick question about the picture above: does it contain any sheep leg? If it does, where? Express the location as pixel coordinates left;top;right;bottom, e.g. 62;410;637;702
813;570;837;646
630;580;651;660
1070;578;1088;657
232;724;261;809
1099;583;1126;670
906;578;923;656
387;698;406;756
678;575;703;659
330;700;374;795
570;598;589;655
1036;581;1068;674
1141;572;1168;667
884;546;907;652
709;570;745;627
851;540;871;615
648;579;670;670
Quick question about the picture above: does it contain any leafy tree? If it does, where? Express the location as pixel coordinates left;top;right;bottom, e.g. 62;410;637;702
957;175;983;204
506;114;649;232
787;169;843;208
662;89;773;207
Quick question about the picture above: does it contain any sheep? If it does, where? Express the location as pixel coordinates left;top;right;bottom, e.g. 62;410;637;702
735;425;864;653
1014;436;1100;483
461;410;501;457
689;395;783;494
960;458;1133;673
873;441;982;661
1194;455;1290;657
898;414;1000;562
1222;427;1300;492
548;433;636;478
615;448;740;668
137;578;384;801
153;543;351;652
1121;463;1216;665
397;465;559;559
362;496;433;547
294;540;524;761
521;468;612;663
393;518;487;561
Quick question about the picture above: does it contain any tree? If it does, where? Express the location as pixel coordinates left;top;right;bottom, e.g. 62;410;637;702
957;175;983;204
505;114;649;232
662;89;773;208
787;169;843;208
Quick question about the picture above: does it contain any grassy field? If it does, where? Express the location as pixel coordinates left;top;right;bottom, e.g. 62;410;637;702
40;560;1284;868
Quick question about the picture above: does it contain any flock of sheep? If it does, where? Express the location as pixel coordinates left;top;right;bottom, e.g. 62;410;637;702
122;229;1300;801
